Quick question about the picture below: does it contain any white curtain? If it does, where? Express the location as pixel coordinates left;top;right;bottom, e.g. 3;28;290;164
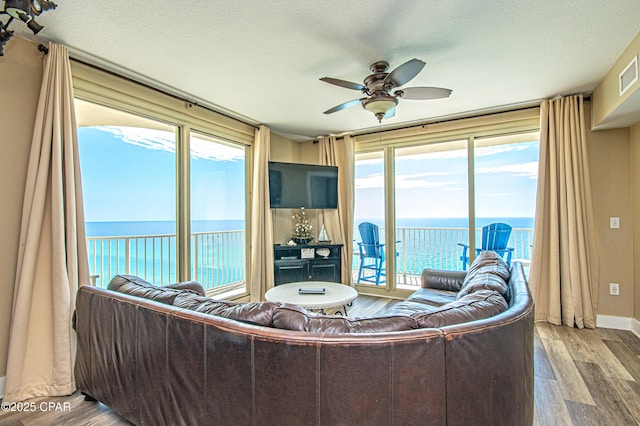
4;43;90;401
529;95;599;329
250;125;274;301
319;135;355;285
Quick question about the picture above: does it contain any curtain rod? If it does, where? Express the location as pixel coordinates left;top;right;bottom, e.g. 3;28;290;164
69;57;259;131
38;44;48;54
342;96;589;141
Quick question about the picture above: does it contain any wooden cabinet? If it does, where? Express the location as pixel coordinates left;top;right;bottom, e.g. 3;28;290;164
274;244;342;285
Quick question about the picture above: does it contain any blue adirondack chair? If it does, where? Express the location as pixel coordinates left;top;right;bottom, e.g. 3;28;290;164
458;222;514;270
356;222;388;285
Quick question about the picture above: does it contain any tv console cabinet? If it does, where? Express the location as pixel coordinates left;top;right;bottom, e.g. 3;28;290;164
273;243;342;285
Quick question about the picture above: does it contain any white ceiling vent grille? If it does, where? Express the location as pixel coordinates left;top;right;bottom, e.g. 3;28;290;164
619;55;638;96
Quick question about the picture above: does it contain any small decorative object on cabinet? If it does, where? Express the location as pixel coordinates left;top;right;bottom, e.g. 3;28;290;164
316;247;330;258
318;224;331;242
274;243;342;285
291;208;313;245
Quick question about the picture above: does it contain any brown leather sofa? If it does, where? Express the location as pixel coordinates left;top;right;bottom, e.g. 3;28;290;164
74;251;533;425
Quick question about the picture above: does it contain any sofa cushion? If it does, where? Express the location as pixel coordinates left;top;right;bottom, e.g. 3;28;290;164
457;272;509;299
411;290;508;328
272;304;418;333
161;280;206;296
384;301;440;317
107;274;196;305
407;288;458;307
463;251;510;285
172;293;278;326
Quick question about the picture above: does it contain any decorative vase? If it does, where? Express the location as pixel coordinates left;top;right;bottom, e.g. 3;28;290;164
292;236;313;245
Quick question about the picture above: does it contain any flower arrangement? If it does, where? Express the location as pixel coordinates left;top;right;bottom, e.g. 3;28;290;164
292;208;313;243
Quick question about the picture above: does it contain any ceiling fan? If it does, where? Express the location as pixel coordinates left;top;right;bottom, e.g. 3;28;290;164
320;58;452;122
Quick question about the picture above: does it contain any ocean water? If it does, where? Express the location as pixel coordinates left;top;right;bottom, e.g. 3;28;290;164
85;217;534;288
86;217;534;236
86;219;246;237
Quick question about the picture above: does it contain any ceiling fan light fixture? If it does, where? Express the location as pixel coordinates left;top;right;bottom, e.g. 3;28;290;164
362;95;398;122
26;17;42;34
0;0;57;50
0;28;14;56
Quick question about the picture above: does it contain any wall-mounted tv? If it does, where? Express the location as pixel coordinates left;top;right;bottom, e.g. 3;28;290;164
268;161;338;209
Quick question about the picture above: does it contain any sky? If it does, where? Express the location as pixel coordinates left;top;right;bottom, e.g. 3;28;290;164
78;126;539;225
77;126;246;222
354;140;539;222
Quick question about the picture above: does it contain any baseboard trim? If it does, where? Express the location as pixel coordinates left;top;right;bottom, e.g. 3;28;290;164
632;318;640;339
596;314;634;330
0;376;5;399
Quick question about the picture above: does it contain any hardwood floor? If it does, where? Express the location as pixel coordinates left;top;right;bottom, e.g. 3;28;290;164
1;295;639;425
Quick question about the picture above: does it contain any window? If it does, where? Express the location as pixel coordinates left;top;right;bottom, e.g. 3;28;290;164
72;61;255;296
352;109;540;295
353;150;386;285
78;102;178;286
190;131;247;293
474;133;539;268
394;140;469;284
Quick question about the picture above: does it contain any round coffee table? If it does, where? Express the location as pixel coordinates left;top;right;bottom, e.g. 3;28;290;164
265;281;358;315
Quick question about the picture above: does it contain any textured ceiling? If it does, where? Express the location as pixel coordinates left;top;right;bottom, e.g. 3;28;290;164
10;0;640;141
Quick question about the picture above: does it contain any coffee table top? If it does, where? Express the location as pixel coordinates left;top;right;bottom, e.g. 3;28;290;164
265;281;358;310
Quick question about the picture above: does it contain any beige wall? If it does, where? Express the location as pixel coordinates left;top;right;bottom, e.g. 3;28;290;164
631;122;640;321
592;31;640;128
588;122;634;317
0;38;43;379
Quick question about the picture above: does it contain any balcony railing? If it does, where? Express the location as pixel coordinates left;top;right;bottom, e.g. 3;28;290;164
87;230;245;290
87;227;533;290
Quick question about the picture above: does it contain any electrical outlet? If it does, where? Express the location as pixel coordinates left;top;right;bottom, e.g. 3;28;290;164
609;283;620;296
610;217;620;229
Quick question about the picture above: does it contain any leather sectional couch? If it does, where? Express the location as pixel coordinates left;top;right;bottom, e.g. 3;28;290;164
74;251;533;425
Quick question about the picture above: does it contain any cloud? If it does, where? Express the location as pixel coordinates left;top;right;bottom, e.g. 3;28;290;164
356;171;455;189
397;142;533;161
476;161;539;179
355;173;384;189
96;126;244;161
396;172;456;189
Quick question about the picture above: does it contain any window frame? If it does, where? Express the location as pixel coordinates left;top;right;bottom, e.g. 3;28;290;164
72;61;255;297
353;108;540;298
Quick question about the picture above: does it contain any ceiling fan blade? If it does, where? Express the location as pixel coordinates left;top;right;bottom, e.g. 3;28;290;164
396;87;452;100
383;58;426;88
323;98;365;114
383;105;396;120
320;77;367;92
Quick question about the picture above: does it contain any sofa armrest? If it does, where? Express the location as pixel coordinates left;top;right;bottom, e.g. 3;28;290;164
162;281;206;296
421;269;466;292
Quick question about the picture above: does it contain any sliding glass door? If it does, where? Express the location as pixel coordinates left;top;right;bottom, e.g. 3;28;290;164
76;99;251;294
474;133;539;269
77;100;178;286
190;131;247;294
353;150;386;286
394;140;469;283
353;111;540;295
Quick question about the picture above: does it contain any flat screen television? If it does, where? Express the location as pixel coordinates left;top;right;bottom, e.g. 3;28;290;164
268;161;338;209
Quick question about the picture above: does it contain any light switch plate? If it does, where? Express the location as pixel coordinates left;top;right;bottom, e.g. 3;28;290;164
610;217;620;229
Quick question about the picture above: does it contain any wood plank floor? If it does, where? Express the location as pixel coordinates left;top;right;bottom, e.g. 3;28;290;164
1;295;639;425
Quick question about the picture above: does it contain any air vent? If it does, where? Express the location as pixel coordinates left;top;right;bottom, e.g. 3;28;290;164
619;55;638;96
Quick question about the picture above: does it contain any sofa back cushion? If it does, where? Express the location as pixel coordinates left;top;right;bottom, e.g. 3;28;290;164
457;272;509;299
172;293;278;326
411;290;508;328
464;251;510;281
457;251;510;299
272;304;418;333
107;274;196;305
